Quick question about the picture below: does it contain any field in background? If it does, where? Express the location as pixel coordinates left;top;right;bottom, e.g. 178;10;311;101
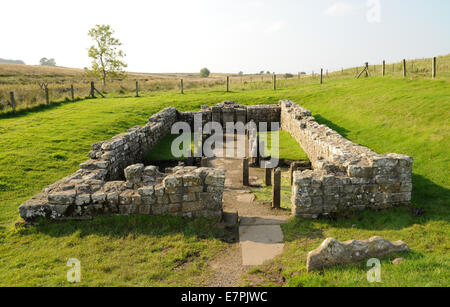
1;54;449;114
0;75;448;286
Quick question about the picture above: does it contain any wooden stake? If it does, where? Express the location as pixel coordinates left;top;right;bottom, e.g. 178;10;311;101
265;168;272;186
90;82;95;98
403;59;407;77
272;168;281;209
136;81;139;97
226;76;230;92
382;60;386;77
70;84;74;101
180;79;184;94
10;92;16;113
273;74;276;90
243;158;249;186
45;86;49;105
432;57;437;79
320;68;323;84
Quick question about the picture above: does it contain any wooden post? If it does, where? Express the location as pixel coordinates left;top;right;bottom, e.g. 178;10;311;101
10;92;16;113
432;57;437;79
45;86;49;105
243;158;249;186
226;76;230;92
70;84;74;101
136;81;139;97
402;59;407;77
90;81;95;98
273;74;276;90
180;79;184;94
272;168;281;209
265;168;272;186
382;60;386;77
365;62;369;77
320;68;323;84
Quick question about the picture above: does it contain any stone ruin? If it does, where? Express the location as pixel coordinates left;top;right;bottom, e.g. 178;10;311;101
19;100;413;222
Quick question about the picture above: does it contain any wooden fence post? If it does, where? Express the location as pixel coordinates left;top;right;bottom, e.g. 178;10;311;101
403;59;407;77
265;168;272;186
243;158;249;186
136;81;139;97
90;82;95;98
70;85;74;101
226;76;230;92
320;68;323;84
180;79;184;94
273;74;277;90
365;62;369;77
272;168;281;209
10;92;16;113
45;86;49;105
382;60;386;77
432;57;437;79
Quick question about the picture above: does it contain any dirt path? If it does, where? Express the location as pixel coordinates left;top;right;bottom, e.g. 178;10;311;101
202;135;290;286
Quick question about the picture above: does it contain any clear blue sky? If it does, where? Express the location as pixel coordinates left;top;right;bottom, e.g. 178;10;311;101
1;0;449;73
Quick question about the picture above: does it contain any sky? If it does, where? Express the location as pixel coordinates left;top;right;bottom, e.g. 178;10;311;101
1;0;449;74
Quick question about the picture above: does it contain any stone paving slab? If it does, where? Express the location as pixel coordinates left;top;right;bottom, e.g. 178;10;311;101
239;225;285;266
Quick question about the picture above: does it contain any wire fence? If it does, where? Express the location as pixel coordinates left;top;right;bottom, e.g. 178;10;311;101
1;55;448;116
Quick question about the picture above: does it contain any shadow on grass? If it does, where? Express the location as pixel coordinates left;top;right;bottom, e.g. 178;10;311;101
0;97;89;119
282;173;449;239
19;215;237;243
313;114;350;138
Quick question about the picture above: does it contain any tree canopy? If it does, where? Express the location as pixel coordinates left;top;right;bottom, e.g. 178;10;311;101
39;58;56;66
200;68;210;78
87;24;127;85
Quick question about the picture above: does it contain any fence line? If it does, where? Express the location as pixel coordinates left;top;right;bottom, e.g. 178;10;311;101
0;56;447;115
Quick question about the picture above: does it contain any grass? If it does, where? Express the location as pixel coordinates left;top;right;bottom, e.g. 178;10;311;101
259;130;308;161
145;134;195;161
0;75;448;286
251;172;292;210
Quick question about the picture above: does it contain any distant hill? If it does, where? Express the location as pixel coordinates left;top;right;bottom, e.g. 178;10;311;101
0;58;25;65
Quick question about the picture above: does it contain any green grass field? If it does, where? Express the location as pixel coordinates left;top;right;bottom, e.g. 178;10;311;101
0;76;448;286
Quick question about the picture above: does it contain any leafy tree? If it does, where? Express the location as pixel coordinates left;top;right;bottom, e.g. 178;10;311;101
259;71;264;74
40;58;56;66
285;73;294;78
200;68;210;78
266;71;271;74
87;25;127;85
238;71;244;76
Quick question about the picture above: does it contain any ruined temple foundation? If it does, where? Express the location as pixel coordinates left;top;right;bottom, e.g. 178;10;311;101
19;100;412;222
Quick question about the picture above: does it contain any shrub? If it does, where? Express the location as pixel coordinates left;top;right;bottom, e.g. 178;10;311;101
200;68;210;78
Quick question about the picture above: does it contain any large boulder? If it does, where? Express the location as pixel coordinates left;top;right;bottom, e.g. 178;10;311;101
306;236;410;272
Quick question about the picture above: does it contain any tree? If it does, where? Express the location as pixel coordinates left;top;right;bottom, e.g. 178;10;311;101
266;71;271;74
87;25;127;85
200;68;210;78
259;71;264;74
238;71;244;76
40;57;56;66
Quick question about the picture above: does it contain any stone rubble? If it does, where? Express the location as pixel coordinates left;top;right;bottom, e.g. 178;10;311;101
306;236;410;271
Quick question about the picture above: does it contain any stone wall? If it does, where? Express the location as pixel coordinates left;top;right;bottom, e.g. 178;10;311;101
177;101;281;130
18;100;413;222
19;107;224;223
86;107;177;181
280;100;413;218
